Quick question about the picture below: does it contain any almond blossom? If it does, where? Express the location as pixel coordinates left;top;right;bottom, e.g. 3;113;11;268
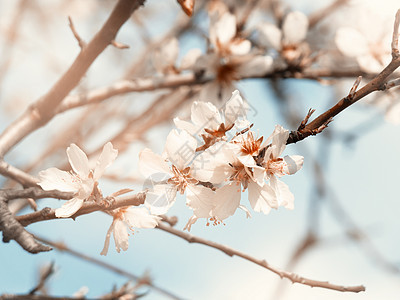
191;4;273;101
139;129;213;215
174;90;250;150
100;206;160;255
38;142;118;218
257;11;309;66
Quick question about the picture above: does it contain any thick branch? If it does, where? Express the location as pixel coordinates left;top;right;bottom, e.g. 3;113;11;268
0;0;145;158
156;222;365;293
0;197;51;253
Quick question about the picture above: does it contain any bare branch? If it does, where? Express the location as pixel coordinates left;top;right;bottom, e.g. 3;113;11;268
0;0;146;158
156;222;365;293
68;16;86;50
0;159;38;187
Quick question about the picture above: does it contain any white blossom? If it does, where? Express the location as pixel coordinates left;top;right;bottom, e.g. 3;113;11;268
38;142;118;218
100;207;160;256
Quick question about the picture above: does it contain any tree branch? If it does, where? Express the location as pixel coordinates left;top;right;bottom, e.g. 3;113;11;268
156;222;365;293
0;0;146;158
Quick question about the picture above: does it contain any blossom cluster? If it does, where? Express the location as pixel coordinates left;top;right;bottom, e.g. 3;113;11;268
139;90;304;230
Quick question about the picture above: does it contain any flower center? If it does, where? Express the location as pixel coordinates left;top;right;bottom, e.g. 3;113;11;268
228;163;250;191
265;158;287;177
167;165;198;194
234;132;263;156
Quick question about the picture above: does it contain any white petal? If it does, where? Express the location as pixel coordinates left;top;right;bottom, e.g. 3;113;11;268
164;129;197;169
124;207;160;228
113;219;129;253
191;142;234;184
258;23;282;50
173;117;199;135
335;27;368;57
139;148;171;179
237;55;274;77
248;181;277;214
282;11;309;45
183;215;198;231
357;54;384;74
224;90;249;128
145;184;177;215
100;220;116;256
284;155;304;175
238;205;252;218
269;125;289;158
211;12;236;47
385;101;400;124
186;185;215;218
93;142;118;180
191;101;222;130
212;184;241;220
270;176;294;209
229;38;251;56
67;144;90;178
55;198;84;218
38;168;79;192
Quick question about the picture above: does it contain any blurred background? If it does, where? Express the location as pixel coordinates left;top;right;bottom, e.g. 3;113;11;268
0;0;399;299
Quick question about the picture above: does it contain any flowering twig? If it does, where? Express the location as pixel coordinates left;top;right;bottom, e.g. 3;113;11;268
156;222;365;293
16;191;146;227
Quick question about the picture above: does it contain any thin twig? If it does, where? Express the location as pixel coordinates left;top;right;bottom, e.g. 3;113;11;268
68;16;86;49
156;222;365;293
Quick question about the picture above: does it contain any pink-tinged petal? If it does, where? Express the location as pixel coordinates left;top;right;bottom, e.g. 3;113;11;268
183;215;198;231
173;117;198;135
282;11;308;45
139;148;171;179
164;129;197;169
190;101;221;130
113;219;129;253
124;207;160;228
186;185;215;218
284;155;304;175
270;176;294;209
357;54;385;74
238;205;252;218
38;168;79;192
248;181;277;214
237;55;274;77
212;184;241;220
93;142;118;180
229;38;251;56
67;144;90;178
258;23;282;50
224;90;249;128
199;81;236;103
55;198;84;218
251;166;266;186
270;125;289;158
211;12;236;47
100;219;116;256
335;27;368;58
145;184;177;215
191;142;234;184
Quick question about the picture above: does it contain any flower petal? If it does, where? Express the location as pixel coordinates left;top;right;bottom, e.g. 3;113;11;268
211;12;236;47
229;38;251;56
173;117;199;135
139;148;171;179
284;155;304;175
93;142;118;180
113;219;129;253
212;184;241;220
145;184;177;215
67;144;90;178
190;101;222;130
124;207;161;228
224;90;249;128
186;185;215;218
100;219;116;256
258;22;282;50
164;129;197;169
248;181;277;214
38;167;79;192
282;11;309;45
270;176;294;209
335;27;368;57
55;198;84;218
237;55;274;77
